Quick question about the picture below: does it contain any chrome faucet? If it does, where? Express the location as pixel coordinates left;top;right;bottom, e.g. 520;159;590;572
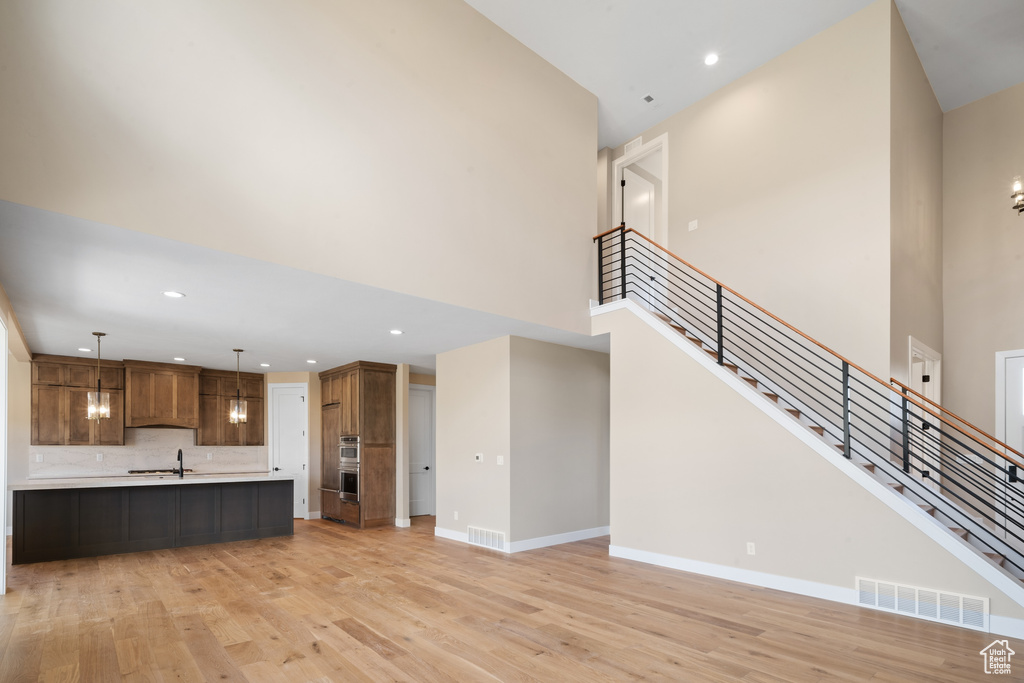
177;448;184;478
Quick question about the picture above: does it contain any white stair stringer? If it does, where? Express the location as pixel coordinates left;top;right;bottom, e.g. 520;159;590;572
637;300;1024;580
592;298;1024;614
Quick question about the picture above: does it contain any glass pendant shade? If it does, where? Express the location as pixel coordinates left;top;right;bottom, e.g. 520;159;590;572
86;331;110;421
87;390;110;420
229;398;247;424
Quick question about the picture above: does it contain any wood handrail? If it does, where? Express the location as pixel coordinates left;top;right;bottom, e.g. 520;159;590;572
594;226;1024;471
890;378;1024;462
593;223;626;241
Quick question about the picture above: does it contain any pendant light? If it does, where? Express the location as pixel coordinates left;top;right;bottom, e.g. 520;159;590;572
1013;176;1023;215
228;348;247;424
86;332;110;421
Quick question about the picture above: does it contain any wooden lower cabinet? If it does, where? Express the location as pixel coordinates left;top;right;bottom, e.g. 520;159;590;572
12;481;293;565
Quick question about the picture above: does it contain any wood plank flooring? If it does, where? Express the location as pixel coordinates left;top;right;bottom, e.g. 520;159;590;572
0;517;1005;681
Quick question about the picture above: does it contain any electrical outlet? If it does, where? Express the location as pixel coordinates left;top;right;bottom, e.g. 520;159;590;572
454;511;459;520
207;453;213;460
96;453;103;462
35;454;43;463
746;542;756;556
497;455;504;465
474;453;482;462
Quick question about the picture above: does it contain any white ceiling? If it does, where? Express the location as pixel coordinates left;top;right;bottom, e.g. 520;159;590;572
467;0;1024;149
0;202;607;374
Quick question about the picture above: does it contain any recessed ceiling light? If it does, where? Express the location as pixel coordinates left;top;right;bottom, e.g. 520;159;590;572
260;363;270;367
390;329;403;335
173;357;186;362
163;291;185;299
78;347;91;353
704;53;719;66
306;360;317;364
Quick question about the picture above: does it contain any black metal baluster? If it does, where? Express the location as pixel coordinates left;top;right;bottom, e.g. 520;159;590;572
901;392;910;473
842;361;851;459
619;227;627;302
597;233;605;305
715;284;724;366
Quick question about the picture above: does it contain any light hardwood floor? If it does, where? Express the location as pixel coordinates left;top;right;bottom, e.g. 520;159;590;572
0;517;1004;681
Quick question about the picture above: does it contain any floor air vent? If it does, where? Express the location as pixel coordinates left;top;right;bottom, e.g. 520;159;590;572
856;577;988;631
467;526;506;551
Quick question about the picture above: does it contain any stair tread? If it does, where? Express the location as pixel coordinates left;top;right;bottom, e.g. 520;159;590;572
785;408;801;418
984;552;1006;566
762;393;779;403
742;377;759;387
809;425;824;436
948;527;969;539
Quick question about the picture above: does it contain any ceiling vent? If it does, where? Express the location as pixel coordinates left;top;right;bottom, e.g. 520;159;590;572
857;577;988;632
624;137;643;154
643;94;654;103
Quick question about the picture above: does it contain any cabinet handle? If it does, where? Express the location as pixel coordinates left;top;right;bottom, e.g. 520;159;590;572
424;466;430;471
273;467;281;471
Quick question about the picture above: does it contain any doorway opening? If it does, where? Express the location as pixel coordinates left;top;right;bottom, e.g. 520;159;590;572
611;133;669;246
908;337;941;491
268;383;309;519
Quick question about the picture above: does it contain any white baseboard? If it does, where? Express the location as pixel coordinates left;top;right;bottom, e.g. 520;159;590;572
435;525;609;554
307;510;320;520
611;544;858;605
395;518;411;528
508;526;610;553
434;526;466;544
610;544;1024;639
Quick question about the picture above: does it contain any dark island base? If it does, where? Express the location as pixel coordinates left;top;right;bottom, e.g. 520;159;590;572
13;480;293;565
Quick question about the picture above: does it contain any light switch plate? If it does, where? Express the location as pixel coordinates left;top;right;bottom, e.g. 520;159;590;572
688;219;699;232
35;454;43;463
497;455;504;465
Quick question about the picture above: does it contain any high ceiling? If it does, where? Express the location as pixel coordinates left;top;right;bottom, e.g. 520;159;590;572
466;0;1024;149
0;203;607;374
2;1;1022;372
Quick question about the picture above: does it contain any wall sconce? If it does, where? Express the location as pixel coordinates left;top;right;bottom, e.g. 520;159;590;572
1013;177;1023;215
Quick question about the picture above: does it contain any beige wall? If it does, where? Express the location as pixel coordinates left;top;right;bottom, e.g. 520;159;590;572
5;356;30;525
943;81;1024;432
0;284;29;362
409;373;435;387
594;306;1024;620
610;0;892;377
888;2;943;384
509;337;609;542
266;371;320;517
436;337;511;538
0;0;598;335
436;335;610;544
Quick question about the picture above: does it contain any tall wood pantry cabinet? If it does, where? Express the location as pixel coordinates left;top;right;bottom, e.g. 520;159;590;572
319;361;396;528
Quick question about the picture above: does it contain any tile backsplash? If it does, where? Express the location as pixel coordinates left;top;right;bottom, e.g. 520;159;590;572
28;428;267;478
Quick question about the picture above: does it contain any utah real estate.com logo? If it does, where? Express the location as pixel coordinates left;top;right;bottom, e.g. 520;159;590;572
980;640;1015;675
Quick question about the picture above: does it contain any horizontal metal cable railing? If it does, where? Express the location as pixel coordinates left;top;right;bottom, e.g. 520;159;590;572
595;225;1024;576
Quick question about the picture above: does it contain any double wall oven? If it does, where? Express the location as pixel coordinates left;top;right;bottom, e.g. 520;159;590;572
321;435;359;503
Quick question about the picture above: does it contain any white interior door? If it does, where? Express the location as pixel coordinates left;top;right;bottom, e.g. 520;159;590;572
623;167;654;239
269;383;309;519
408;385;436;517
909;340;941;491
1005;356;1024;455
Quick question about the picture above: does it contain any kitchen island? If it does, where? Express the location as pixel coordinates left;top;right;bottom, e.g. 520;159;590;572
10;474;293;564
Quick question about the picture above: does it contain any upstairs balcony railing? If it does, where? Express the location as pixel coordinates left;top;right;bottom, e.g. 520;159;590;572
596;224;1024;577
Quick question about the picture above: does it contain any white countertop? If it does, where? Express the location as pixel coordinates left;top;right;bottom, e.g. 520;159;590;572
9;473;293;490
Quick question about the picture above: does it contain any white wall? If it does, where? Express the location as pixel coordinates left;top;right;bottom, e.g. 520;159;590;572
0;0;598;334
593;305;1024;623
436;336;511;538
942;80;1024;432
509;337;609;542
436;335;610;547
889;1;943;384
609;0;892;377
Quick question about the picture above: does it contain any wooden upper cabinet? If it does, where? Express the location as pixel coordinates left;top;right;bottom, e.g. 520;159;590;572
196;369;265;446
31;384;64;445
123;360;201;428
30;355;126;446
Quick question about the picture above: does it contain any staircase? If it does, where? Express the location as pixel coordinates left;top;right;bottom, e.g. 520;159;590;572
595;225;1024;583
